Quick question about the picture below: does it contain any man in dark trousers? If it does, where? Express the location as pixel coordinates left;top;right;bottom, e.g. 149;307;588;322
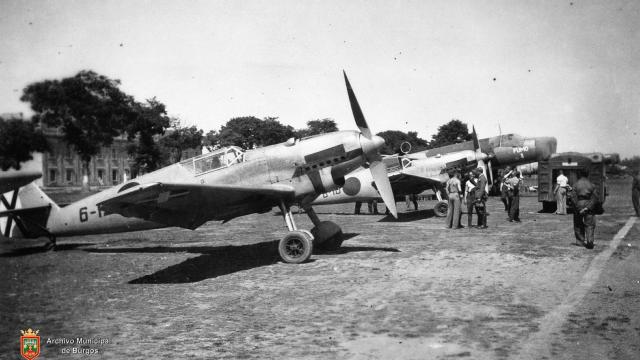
473;168;488;229
504;169;522;222
572;171;597;249
632;169;640;217
464;171;477;227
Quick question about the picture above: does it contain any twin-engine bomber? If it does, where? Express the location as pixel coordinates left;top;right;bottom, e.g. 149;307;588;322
0;72;398;264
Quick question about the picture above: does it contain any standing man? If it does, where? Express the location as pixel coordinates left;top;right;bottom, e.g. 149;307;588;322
473;167;488;229
367;200;380;215
505;169;522;222
632;169;640;217
555;170;569;215
572;171;597;249
464;171;477;227
405;194;419;211
445;170;463;229
500;167;511;212
354;201;362;215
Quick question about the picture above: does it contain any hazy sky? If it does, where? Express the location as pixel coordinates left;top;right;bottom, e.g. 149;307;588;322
1;0;639;157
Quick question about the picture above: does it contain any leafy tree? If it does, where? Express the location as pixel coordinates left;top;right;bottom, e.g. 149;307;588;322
158;119;203;163
210;116;294;150
0;117;50;171
295;118;339;138
429;119;472;149
621;156;640;171
203;130;218;152
124;98;172;175
376;130;429;155
21;70;137;191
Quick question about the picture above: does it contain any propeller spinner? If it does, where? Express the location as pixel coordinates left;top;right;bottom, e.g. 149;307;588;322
343;71;398;218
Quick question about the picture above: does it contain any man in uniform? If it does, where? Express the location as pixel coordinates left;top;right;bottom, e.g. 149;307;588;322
445;170;463;229
572;171;597;249
500;167;511;211
473;167;488;228
632;169;640;217
555;170;569;215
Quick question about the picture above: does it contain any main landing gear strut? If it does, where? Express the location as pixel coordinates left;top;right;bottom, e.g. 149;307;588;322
433;186;448;218
278;201;313;264
277;201;345;264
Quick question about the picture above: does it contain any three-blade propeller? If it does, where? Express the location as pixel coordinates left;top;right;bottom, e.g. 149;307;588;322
343;71;398;219
472;126;493;188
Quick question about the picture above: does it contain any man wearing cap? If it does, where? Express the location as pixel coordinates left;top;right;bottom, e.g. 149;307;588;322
473;168;488;228
572;171;597;249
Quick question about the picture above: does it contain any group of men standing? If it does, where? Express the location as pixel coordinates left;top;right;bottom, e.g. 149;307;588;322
444;167;487;229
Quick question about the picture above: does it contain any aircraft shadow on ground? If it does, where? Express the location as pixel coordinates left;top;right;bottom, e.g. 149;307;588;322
0;243;92;257
377;209;437;222
81;233;398;284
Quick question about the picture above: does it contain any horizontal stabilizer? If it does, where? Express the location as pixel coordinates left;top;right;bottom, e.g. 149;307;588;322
0;171;42;194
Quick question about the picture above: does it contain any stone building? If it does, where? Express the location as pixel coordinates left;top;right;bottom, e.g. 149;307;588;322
41;126;133;188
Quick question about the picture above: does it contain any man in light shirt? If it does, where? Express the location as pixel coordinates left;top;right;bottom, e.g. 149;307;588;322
464;171;477;227
555;170;569;215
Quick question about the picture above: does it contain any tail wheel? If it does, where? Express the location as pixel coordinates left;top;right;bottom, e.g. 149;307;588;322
434;201;448;217
278;230;314;264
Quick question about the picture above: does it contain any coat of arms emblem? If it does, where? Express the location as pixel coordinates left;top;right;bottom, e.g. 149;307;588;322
20;328;40;360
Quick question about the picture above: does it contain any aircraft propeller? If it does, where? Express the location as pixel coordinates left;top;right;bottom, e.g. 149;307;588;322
472;126;492;190
343;71;398;218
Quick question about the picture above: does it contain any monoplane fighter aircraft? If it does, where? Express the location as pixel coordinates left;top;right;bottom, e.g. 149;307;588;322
0;72;397;264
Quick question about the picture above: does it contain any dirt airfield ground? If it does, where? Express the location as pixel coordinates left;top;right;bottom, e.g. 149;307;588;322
1;178;639;359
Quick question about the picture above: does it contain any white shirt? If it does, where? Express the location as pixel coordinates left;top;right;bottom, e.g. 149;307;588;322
557;174;568;187
465;180;476;196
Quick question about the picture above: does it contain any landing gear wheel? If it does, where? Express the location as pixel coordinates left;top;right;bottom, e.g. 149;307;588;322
311;221;344;250
278;230;314;264
434;201;448;217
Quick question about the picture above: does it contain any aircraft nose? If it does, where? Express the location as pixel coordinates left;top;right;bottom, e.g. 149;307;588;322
535;137;557;160
372;135;385;151
359;134;386;157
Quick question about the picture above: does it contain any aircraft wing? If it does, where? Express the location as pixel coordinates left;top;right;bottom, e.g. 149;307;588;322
389;172;443;195
97;182;296;230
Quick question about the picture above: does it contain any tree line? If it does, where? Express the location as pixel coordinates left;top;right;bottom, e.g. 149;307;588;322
1;70;476;188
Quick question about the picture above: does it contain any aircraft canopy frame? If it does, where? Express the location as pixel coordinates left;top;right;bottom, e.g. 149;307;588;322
180;146;245;175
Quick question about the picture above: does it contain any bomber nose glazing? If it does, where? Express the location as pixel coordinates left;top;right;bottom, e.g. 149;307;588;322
535;137;557;160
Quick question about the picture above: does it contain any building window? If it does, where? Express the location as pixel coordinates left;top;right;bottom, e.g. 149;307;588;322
111;147;117;159
65;148;74;161
124;169;130;181
66;169;75;184
97;169;104;186
49;169;56;183
112;169;118;184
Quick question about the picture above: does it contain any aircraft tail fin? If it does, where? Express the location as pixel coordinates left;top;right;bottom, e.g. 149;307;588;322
1;183;59;238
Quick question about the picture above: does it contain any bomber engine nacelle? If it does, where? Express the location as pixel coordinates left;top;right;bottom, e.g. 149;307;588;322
492;140;537;165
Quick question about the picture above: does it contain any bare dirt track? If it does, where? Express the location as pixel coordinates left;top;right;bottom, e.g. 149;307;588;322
1;178;639;359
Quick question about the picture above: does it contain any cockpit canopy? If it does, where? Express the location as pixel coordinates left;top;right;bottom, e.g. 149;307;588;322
181;146;245;175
